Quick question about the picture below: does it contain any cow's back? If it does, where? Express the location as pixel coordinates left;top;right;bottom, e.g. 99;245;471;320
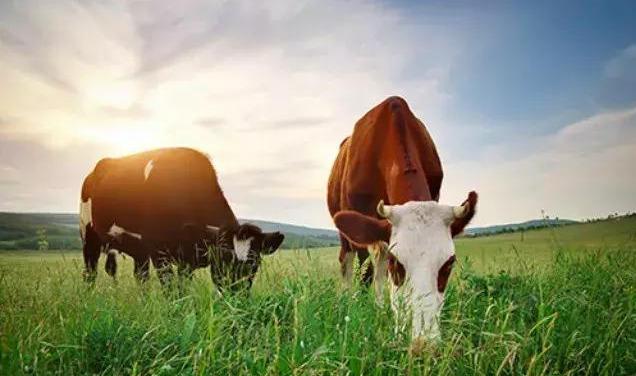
327;96;443;218
327;137;351;217
82;148;237;248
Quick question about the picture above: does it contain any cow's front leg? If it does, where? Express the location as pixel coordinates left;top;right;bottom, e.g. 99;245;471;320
82;225;102;283
337;234;355;288
177;263;193;280
104;249;117;279
340;249;356;288
370;241;388;304
133;257;150;283
151;254;174;287
176;263;194;295
357;247;373;288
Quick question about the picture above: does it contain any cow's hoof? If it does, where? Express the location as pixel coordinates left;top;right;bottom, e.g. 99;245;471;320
82;271;97;285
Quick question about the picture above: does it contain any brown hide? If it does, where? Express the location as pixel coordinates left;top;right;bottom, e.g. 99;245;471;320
327;96;475;286
79;147;283;290
328;96;443;221
84;148;238;245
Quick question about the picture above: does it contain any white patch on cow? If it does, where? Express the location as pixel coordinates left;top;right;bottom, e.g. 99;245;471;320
107;249;118;256
79;198;92;241
144;160;154;181
232;236;253;261
108;223;142;240
385;201;457;341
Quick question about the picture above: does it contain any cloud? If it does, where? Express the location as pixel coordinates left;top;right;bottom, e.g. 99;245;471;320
0;138;104;212
599;43;636;108
258;117;331;131
441;105;636;226
0;0;468;227
604;44;636;81
195;117;226;129
2;1;631;229
0;165;19;186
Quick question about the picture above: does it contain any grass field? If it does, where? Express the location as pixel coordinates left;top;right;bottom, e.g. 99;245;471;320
1;218;635;375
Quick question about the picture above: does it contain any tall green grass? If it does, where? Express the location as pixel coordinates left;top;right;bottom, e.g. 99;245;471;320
1;245;634;375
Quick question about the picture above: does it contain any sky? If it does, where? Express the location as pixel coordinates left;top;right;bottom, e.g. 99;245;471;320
0;0;635;229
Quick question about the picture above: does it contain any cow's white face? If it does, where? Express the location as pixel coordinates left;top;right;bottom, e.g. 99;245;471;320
333;192;476;347
381;201;458;341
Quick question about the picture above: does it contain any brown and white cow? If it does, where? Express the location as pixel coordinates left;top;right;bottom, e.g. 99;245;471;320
80;147;284;292
327;96;477;346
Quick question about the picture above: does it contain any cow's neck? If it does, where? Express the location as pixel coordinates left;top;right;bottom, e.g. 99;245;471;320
212;190;240;228
385;168;432;204
380;117;433;204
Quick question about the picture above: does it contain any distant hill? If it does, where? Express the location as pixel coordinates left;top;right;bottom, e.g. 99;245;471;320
0;212;82;250
464;218;579;237
0;212;598;250
238;219;339;249
240;219;337;238
0;212;339;250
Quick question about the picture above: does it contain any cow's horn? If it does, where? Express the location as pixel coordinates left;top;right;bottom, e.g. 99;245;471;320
377;200;391;218
453;204;469;219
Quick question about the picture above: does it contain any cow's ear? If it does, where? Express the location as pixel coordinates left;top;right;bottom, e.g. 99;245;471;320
236;223;261;240
334;211;391;247
261;232;284;255
450;191;478;237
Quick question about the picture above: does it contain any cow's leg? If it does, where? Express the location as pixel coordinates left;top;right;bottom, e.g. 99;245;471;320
177;263;193;280
133;257;150;283
151;255;174;287
104;249;117;279
340;251;356;287
82;224;102;283
338;233;355;287
369;242;388;304
175;263;194;295
357;247;374;288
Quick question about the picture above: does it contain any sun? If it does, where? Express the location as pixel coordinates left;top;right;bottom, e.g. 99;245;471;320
80;124;162;156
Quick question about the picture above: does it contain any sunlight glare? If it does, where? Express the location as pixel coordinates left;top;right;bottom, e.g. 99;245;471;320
81;125;162;156
83;80;137;110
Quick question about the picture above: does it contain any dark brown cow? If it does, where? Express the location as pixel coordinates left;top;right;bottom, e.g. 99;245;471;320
327;96;477;347
80;147;284;292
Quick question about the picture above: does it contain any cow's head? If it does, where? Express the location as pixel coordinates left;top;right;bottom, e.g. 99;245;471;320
182;223;285;292
334;191;477;343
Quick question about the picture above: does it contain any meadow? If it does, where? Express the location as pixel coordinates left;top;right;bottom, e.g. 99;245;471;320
1;218;635;375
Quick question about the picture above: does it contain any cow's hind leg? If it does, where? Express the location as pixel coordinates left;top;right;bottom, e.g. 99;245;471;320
134;257;150;283
82;224;102;283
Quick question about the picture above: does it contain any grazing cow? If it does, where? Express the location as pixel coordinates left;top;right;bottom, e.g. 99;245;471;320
79;147;284;292
327;96;477;347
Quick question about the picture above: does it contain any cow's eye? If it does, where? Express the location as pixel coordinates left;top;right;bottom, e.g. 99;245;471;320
436;255;456;293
